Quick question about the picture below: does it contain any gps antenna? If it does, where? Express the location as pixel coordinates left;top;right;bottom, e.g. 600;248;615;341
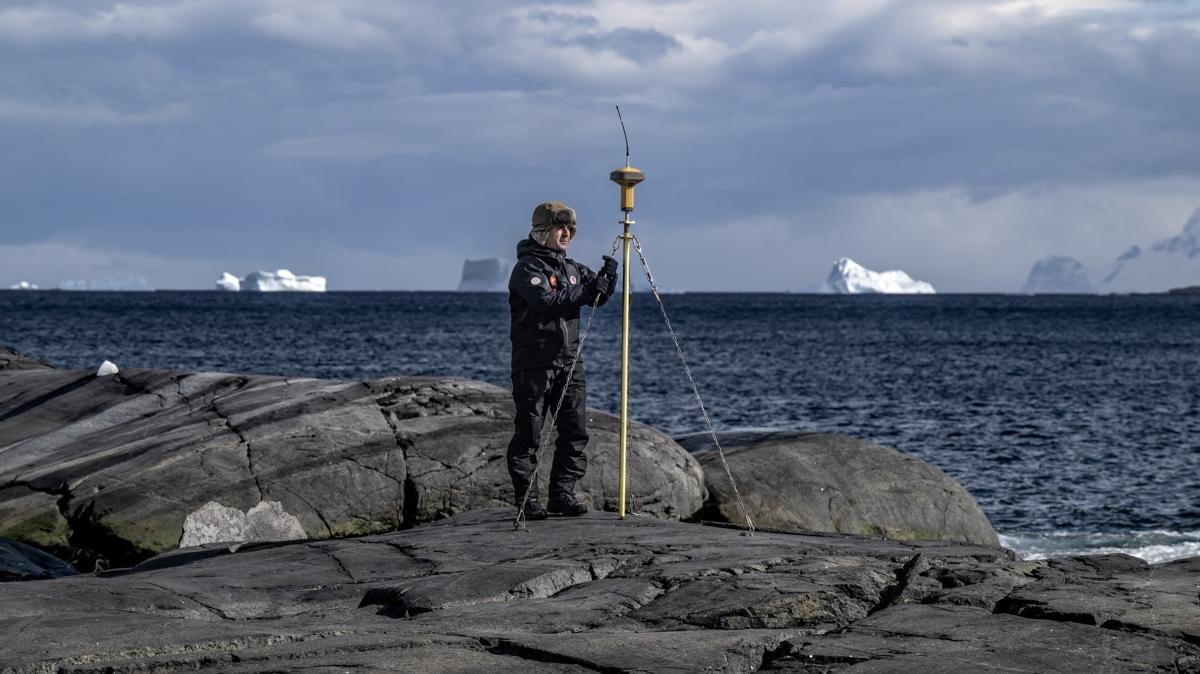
610;109;644;213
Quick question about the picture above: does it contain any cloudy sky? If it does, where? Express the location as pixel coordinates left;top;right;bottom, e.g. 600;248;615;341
2;0;1199;291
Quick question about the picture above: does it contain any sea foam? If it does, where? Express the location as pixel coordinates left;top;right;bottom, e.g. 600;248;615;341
1000;529;1200;564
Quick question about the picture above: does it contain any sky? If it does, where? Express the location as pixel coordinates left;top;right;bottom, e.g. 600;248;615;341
2;0;1200;291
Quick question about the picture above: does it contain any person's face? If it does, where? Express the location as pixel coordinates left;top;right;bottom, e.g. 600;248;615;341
546;225;574;253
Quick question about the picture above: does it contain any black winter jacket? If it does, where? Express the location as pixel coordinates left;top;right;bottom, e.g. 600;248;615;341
508;237;615;372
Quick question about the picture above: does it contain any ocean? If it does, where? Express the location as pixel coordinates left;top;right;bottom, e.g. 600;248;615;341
2;290;1198;562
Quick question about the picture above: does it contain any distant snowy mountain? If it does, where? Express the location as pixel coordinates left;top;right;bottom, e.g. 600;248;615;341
458;258;511;292
820;258;936;294
215;269;326;292
1099;209;1200;292
1022;256;1093;293
1022;208;1200;293
8;281;38;290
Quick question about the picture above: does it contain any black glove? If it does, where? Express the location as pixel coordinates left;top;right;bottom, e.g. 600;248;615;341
585;256;619;305
601;255;618;278
602;267;618;296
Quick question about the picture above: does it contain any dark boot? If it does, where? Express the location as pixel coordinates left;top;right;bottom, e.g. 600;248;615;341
514;476;549;521
547;491;588;516
519;497;550;521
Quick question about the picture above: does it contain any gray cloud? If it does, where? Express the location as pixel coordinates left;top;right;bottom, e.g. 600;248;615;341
567;27;683;64
2;0;1199;290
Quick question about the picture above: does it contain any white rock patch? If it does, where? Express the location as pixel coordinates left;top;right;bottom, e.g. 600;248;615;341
180;500;307;548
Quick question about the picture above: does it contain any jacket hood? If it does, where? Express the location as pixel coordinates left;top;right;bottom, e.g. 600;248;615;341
516;236;561;260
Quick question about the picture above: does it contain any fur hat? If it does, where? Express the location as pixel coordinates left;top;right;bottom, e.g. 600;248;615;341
531;201;577;231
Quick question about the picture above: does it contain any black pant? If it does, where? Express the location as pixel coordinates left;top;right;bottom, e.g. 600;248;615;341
507;365;588;505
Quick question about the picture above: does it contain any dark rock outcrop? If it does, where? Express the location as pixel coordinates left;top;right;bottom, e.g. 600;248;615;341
0;346;52;371
678;431;999;546
1;510;1196;672
0;363;703;570
995;555;1200;646
766;603;1193;672
0;536;77;582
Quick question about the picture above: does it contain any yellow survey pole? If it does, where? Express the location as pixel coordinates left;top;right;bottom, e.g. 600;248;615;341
618;221;632;518
610;161;645;520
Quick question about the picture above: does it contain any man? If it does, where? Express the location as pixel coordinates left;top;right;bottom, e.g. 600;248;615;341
507;201;619;520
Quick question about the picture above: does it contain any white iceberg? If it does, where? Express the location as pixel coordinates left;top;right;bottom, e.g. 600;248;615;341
97;360;119;376
58;277;150;291
215;273;241;292
458;258;512;291
821;258;936;294
8;281;39;290
236;269;326;292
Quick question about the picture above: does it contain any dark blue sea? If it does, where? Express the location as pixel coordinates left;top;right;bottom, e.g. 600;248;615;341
3;290;1198;562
